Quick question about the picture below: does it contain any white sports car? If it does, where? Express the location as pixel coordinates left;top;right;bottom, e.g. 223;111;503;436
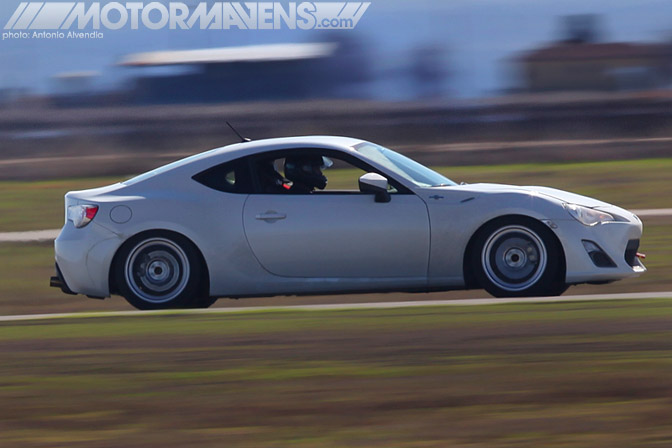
51;136;646;310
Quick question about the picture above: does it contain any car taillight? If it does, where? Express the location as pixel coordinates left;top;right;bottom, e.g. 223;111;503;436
67;205;99;228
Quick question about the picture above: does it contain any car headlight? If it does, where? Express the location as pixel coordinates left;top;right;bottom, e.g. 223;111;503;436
564;203;614;226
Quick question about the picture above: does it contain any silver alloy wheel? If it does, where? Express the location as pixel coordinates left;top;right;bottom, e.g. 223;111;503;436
481;225;547;292
124;238;190;304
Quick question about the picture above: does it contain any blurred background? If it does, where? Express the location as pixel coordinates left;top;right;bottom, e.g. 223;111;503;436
0;0;671;305
1;0;672;178
2;2;672;447
2;0;672;307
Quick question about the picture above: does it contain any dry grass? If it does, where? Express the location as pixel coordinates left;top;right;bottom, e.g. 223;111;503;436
1;300;671;447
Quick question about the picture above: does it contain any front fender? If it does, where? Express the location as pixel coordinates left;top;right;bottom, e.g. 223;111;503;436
423;190;565;286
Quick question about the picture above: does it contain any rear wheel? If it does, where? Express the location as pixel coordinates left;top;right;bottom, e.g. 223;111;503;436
471;218;566;298
114;232;211;310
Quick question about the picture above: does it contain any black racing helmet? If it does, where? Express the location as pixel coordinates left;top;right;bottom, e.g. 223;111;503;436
284;155;332;190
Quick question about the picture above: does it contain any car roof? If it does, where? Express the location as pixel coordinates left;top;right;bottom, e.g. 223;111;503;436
189;135;367;167
122;136;368;186
213;135;365;156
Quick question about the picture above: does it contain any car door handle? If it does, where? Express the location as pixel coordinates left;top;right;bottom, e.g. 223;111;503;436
255;211;287;222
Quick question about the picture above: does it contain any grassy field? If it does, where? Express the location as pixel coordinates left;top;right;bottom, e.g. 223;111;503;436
0;177;122;233
1;300;671;447
0;158;671;232
1;156;671;447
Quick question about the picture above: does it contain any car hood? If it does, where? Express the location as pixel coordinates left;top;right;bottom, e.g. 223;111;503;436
443;183;612;208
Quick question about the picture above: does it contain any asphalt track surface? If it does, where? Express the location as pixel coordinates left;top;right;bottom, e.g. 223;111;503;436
1;209;671;243
0;229;60;242
1;291;671;323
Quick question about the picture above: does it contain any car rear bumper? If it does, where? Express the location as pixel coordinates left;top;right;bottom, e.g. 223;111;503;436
53;221;122;298
49;262;77;295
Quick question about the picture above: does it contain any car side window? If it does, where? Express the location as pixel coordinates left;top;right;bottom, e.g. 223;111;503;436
254;158;292;194
192;159;254;193
250;150;401;195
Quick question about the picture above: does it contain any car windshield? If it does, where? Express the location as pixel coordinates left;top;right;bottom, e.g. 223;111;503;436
353;142;456;188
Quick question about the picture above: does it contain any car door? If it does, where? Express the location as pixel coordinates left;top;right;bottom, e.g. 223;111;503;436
242;192;430;278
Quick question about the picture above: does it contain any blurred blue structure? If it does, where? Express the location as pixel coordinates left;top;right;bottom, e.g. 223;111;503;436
119;43;342;104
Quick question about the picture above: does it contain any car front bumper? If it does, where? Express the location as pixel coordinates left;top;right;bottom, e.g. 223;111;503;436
553;215;645;285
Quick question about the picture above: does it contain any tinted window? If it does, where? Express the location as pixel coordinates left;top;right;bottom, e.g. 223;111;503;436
192;159;254;193
252;152;385;195
249;148;412;195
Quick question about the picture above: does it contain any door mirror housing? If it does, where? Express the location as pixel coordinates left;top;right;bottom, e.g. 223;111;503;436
359;173;391;203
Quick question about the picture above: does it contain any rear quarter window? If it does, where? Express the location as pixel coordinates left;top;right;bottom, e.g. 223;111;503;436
192;160;254;193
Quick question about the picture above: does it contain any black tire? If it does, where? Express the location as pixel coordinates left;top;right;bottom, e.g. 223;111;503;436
114;231;210;310
470;217;566;298
194;296;218;308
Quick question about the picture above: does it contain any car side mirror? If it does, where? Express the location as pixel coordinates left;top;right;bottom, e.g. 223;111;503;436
359;173;391;203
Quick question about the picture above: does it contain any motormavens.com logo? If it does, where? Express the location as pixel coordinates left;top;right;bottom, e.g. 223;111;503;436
4;2;370;31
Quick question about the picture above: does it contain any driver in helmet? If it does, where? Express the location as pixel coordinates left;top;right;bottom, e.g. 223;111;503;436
258;160;289;193
284;155;333;194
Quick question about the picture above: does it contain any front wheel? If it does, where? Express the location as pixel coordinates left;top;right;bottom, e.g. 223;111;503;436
471;218;566;298
114;231;211;310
